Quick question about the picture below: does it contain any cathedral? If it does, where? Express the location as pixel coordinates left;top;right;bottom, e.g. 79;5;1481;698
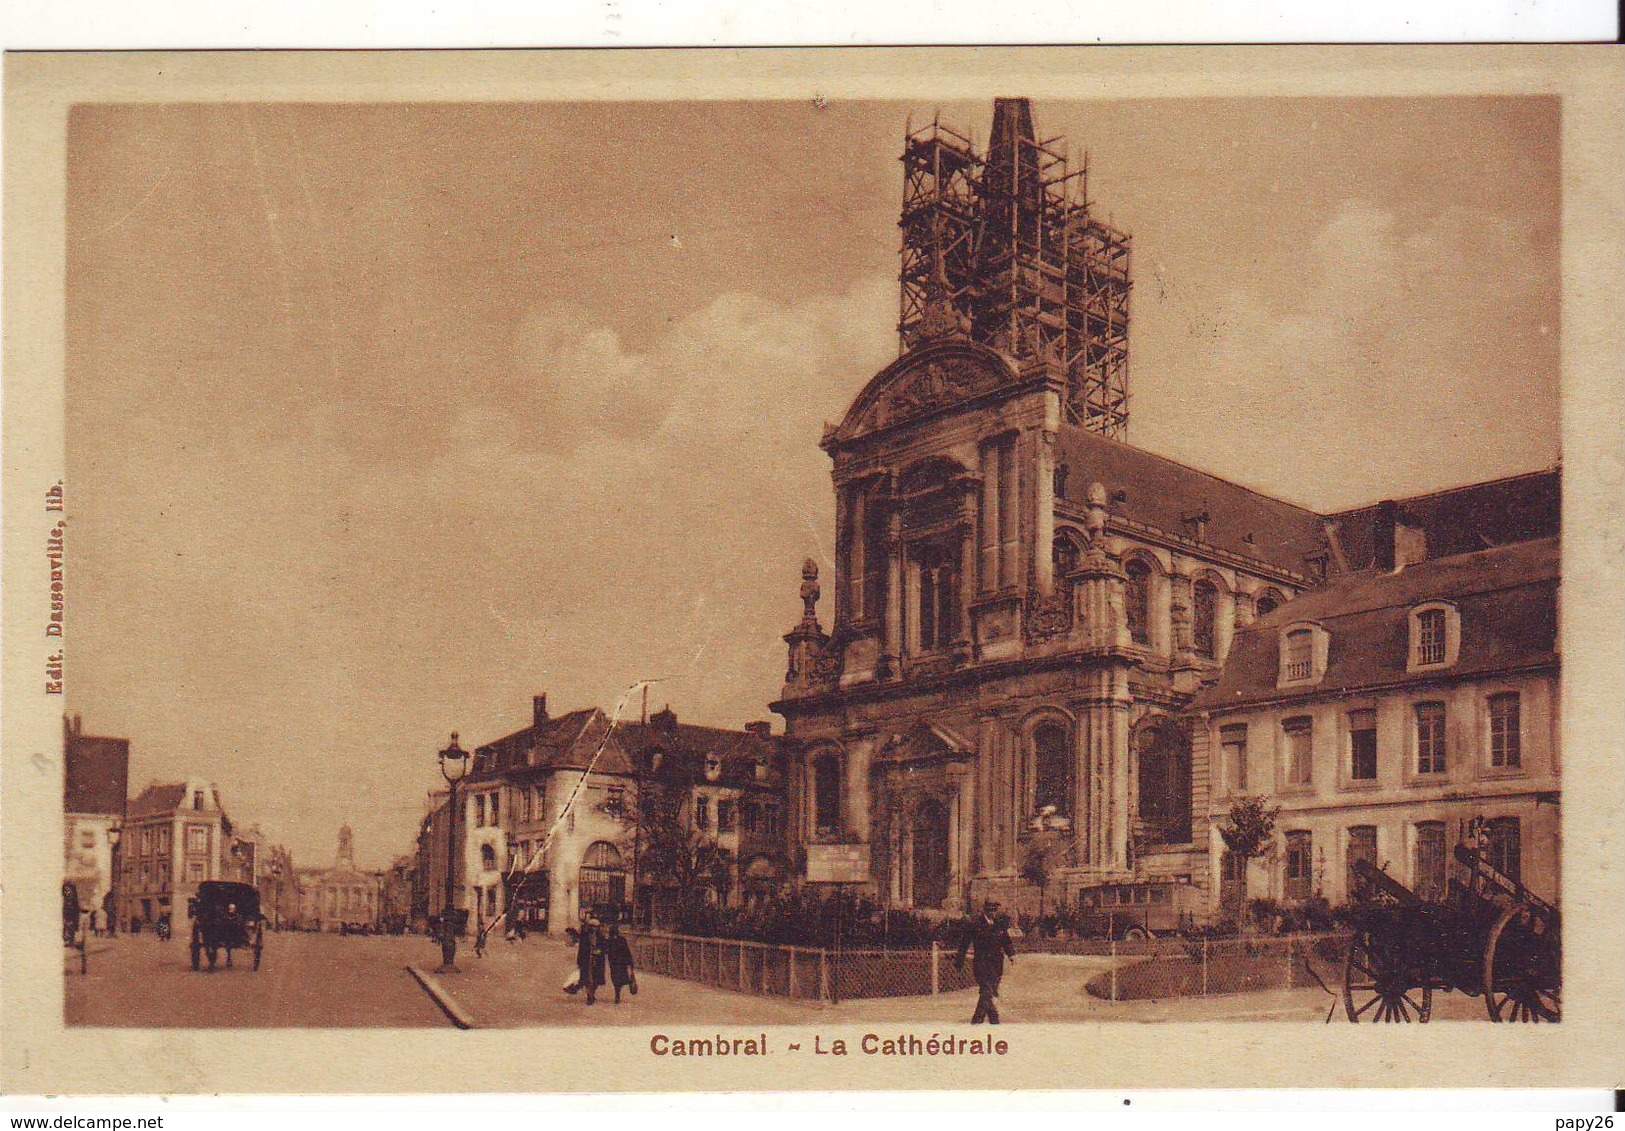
772;98;1332;915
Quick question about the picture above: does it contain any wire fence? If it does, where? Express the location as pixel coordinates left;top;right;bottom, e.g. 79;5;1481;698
628;929;1349;1005
1082;932;1350;1002
628;930;977;1003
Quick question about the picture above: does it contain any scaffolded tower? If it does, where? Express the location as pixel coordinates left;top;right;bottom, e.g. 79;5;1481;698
898;98;1132;439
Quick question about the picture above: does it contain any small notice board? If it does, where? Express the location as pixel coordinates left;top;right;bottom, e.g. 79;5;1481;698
804;842;870;884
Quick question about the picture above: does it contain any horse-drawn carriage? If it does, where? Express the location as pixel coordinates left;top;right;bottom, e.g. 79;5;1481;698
189;881;264;972
1343;817;1559;1022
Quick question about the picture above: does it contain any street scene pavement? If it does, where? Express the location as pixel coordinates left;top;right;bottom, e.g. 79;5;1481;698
64;932;446;1028
66;931;1492;1028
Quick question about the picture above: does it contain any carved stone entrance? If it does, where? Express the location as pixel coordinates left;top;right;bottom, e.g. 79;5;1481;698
911;798;951;909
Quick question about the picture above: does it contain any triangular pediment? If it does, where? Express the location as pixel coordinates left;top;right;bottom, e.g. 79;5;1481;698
877;720;975;764
824;340;1023;448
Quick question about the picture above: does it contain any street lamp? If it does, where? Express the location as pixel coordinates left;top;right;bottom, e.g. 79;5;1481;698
106;823;122;937
437;732;470;973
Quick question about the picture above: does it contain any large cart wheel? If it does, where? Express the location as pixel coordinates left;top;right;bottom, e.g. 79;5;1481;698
1484;906;1560;1022
1343;928;1432;1022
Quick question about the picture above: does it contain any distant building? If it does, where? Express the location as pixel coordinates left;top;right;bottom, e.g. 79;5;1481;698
1195;474;1561;913
118;779;234;932
63;715;130;928
379;854;416;933
230;824;296;928
296;825;382;931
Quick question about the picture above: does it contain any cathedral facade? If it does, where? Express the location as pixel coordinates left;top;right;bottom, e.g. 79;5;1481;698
771;99;1326;916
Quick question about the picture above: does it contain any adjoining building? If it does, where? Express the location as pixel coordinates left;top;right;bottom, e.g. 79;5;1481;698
296;825;382;931
1194;475;1561;914
118;779;235;933
422;695;791;935
63;715;130;930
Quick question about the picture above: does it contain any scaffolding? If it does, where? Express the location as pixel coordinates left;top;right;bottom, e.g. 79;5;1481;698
898;98;1132;439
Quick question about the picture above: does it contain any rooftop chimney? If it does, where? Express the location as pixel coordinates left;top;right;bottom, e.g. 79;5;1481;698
744;721;772;739
533;694;548;732
651;706;678;733
1373;501;1428;571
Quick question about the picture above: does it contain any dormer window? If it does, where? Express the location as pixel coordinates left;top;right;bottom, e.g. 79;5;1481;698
1407;602;1460;671
1284;630;1312;681
704;754;723;782
1277;621;1330;687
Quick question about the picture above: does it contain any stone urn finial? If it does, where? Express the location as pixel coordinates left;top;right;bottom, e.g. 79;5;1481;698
1085;481;1109;545
800;558;821;623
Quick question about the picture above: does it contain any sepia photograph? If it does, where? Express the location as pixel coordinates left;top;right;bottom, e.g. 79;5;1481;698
5;47;1623;1094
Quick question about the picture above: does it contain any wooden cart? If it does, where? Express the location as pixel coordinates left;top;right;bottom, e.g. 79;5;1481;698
1343;818;1559;1023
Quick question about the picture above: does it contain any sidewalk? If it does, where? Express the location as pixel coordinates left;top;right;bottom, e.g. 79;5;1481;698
421;941;1412;1027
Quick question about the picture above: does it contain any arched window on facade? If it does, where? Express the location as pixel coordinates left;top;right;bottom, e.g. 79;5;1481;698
1255;589;1282;618
579;841;627;914
913;542;959;650
480;844;497;871
1030;722;1073;818
900;460;965;653
1136;722;1192;846
1124;559;1152;646
1053;534;1081;579
812;752;842;838
1193;579;1219;659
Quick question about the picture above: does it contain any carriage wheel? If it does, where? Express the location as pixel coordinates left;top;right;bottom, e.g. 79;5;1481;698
1484;907;1560;1022
1343;928;1432;1022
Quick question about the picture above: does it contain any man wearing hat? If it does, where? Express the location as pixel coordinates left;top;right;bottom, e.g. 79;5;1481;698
954;899;1017;1024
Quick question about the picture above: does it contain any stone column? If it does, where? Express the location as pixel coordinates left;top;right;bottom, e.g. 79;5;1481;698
848;485;868;623
956;485;978;653
999;440;1020;591
1169;570;1195;660
881;513;903;676
1233;588;1255;629
980;443;1000;591
1034;429;1057;596
845;734;872;844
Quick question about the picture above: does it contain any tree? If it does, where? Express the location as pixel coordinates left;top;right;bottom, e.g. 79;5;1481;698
1217;795;1282;907
1019;819;1067;918
629;787;732;928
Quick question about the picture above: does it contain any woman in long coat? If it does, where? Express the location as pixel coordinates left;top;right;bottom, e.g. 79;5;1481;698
603;923;636;1004
575;918;606;1004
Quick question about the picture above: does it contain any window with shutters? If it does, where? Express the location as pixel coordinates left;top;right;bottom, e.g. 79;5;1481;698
1484;817;1522;883
1414;821;1447;901
1346;826;1377;896
1415;702;1447;776
1219;724;1248;795
1348;709;1378;783
1488;692;1522;770
1284;831;1313;901
1283;717;1313;787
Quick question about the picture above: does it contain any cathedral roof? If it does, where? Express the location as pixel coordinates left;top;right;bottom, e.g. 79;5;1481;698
1194;536;1560;713
1056;427;1328;576
1323;468;1560;571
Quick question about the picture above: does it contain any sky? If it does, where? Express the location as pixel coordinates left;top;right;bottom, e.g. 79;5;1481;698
65;96;1560;869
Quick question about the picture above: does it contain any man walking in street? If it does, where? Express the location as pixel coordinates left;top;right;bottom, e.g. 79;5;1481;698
954;899;1016;1024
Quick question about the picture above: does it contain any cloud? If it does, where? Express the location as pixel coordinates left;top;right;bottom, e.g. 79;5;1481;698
1138;198;1558;507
